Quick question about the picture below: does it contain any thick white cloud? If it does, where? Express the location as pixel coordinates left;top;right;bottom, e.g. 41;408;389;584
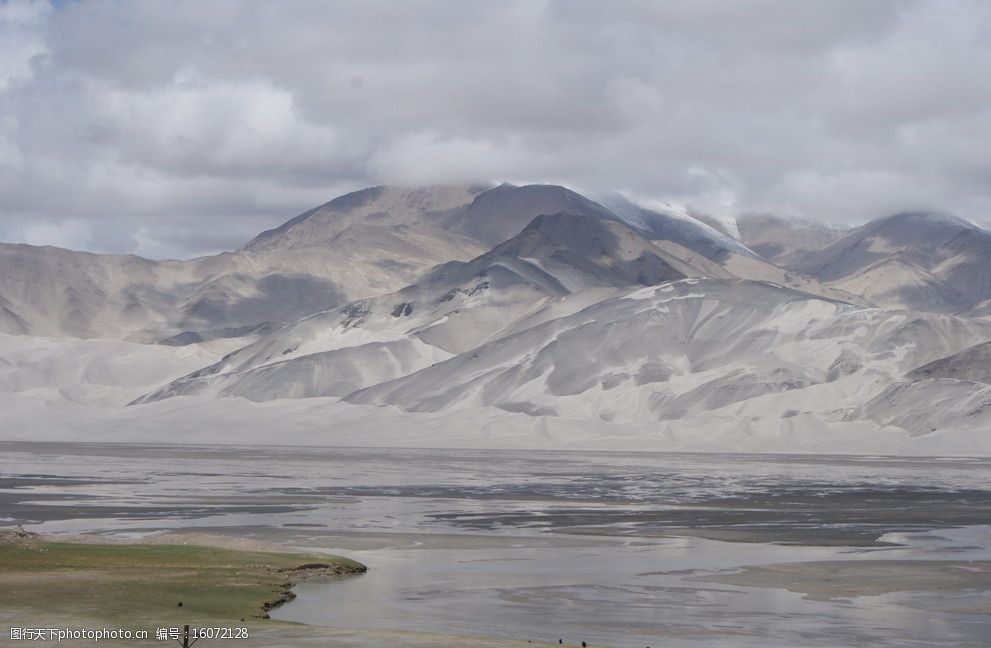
0;0;989;257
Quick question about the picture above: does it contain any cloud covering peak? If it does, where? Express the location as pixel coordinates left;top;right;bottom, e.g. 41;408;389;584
1;0;990;257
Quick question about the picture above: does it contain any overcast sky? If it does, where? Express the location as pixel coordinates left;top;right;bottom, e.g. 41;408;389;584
1;0;989;258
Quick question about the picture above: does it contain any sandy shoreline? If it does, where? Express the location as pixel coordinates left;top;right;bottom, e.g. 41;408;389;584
694;559;991;608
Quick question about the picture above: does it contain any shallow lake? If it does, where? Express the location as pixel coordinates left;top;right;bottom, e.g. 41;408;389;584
2;443;989;646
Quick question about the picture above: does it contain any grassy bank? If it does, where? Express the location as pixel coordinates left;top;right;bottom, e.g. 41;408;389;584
0;537;365;628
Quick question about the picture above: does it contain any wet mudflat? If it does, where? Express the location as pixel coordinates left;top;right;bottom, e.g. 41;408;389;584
1;443;989;646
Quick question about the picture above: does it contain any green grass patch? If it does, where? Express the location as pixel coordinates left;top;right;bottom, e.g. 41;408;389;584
0;541;365;628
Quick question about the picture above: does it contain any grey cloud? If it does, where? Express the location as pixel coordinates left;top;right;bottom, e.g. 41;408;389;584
0;0;989;258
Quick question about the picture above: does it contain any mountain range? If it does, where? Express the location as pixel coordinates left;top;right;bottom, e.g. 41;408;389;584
3;183;990;453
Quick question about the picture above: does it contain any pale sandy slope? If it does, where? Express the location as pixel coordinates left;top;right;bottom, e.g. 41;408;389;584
342;278;991;436
4;380;989;455
2;282;990;454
